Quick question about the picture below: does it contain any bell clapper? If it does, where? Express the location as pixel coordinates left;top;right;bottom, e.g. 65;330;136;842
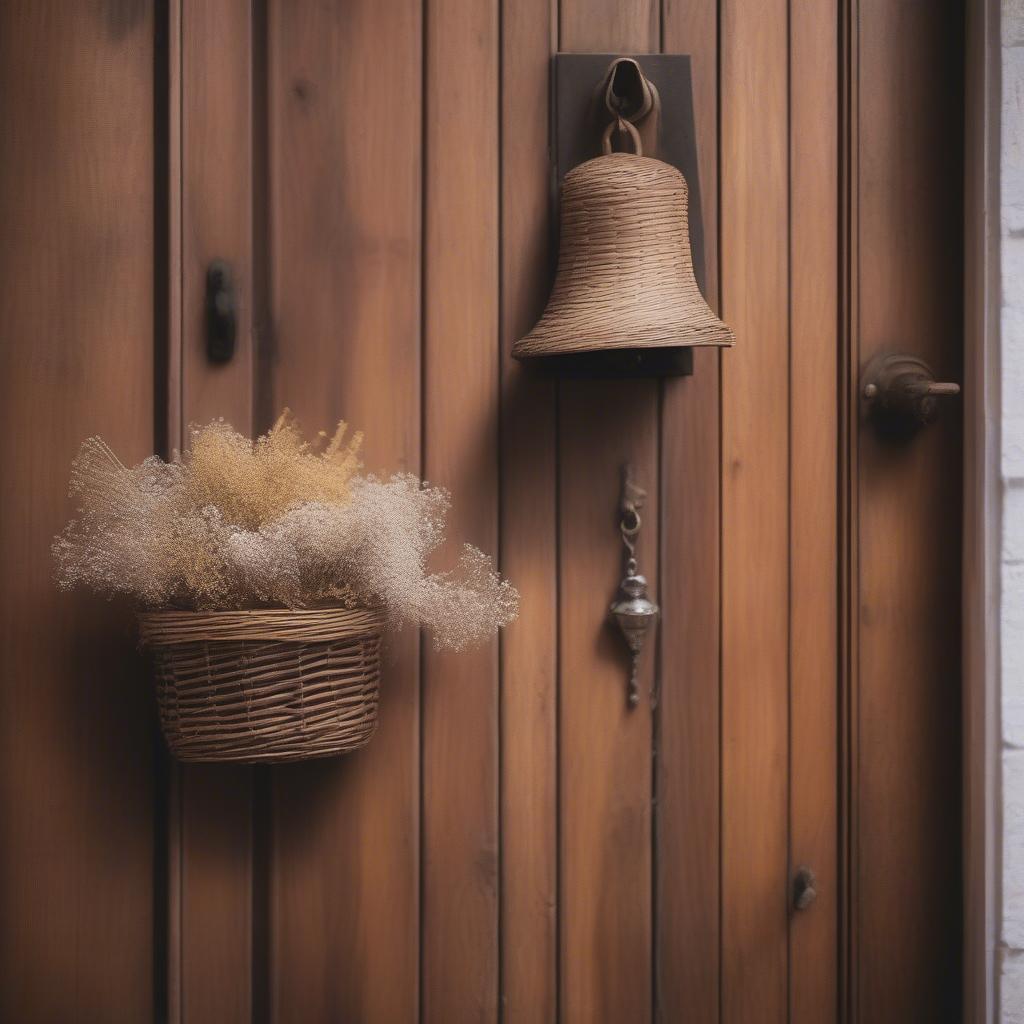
610;467;660;710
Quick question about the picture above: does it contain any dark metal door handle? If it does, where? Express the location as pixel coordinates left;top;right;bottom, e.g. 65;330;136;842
861;352;960;439
205;260;236;363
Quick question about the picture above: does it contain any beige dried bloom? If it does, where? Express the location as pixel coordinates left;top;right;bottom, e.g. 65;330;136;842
184;411;362;529
54;417;517;650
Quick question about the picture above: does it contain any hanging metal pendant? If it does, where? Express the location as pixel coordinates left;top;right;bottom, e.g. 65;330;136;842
610;469;659;708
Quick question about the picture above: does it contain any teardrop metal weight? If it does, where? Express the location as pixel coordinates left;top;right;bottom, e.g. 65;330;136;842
610;470;659;708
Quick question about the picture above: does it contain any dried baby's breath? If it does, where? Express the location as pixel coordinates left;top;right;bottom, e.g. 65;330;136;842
54;416;517;650
184;411;362;530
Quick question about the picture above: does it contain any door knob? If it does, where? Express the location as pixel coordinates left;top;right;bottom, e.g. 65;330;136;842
861;352;960;439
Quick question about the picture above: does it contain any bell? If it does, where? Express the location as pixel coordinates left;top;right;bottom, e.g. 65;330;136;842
513;118;733;368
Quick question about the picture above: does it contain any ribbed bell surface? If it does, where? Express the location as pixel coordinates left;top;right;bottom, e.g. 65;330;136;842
513;149;733;360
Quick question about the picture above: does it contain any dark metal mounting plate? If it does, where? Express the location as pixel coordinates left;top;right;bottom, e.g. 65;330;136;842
526;346;693;380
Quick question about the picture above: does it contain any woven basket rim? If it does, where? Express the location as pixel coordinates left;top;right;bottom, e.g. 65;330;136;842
138;604;385;646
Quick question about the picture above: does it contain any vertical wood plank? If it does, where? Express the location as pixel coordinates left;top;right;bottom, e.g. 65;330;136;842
499;0;559;1021
719;0;791;1019
266;1;423;1020
181;0;254;433
421;0;501;1018
0;2;155;1019
557;3;658;1022
839;2;858;1012
658;3;722;1020
176;3;256;1020
962;0;1000;1019
854;1;963;1018
165;3;183;1015
789;0;840;1020
558;389;658;1024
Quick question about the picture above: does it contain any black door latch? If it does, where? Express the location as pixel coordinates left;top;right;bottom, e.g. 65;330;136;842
205;260;236;363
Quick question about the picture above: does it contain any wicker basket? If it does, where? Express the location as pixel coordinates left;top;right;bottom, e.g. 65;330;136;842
138;605;384;764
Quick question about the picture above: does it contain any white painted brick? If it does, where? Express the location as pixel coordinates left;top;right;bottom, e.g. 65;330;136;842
1004;563;1024;669
1003;236;1024;317
1008;485;1024;563
1004;168;1024;234
1004;751;1024;948
1001;19;1024;1017
1008;689;1024;752
1003;951;1024;1023
1004;306;1024;420
1006;416;1024;481
1004;566;1024;746
1006;48;1024;172
1007;1;1024;47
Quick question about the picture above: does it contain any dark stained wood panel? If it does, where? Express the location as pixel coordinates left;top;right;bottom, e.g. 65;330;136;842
421;0;501;1019
658;2;723;1020
788;0;840;1019
176;3;257;1019
264;1;423;1020
719;0;791;1019
558;3;659;1022
499;0;559;1021
853;0;963;1018
0;2;156;1020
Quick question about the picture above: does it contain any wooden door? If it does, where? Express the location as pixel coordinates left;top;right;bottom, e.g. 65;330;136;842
0;1;964;1021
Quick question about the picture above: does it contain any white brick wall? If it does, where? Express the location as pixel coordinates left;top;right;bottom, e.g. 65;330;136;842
1005;3;1024;1017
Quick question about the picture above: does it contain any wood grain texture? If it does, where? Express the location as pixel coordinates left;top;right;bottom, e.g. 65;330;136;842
421;0;501;1019
854;1;963;1018
839;3;859;1013
557;387;658;1024
178;777;252;1022
181;0;254;436
265;1;423;1020
558;3;659;1022
0;2;156;1019
177;3;256;1019
719;0;791;1019
788;0;839;1020
962;1;999;1019
499;0;558;1021
165;4;183;1018
658;3;723;1020
560;0;657;52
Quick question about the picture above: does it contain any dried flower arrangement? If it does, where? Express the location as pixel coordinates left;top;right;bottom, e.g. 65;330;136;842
54;413;518;651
